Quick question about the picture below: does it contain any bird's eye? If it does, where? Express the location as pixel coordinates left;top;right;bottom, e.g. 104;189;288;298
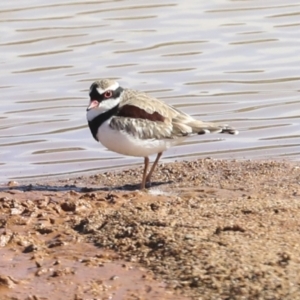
104;90;113;99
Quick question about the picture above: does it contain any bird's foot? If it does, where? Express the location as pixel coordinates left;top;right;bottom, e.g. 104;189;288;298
140;180;152;190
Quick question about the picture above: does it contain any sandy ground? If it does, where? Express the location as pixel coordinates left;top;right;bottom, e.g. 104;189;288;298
1;158;300;300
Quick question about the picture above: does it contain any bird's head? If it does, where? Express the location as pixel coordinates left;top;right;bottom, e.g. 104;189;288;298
86;79;123;121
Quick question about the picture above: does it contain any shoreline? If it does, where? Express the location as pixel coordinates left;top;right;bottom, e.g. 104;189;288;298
1;155;293;188
1;158;300;299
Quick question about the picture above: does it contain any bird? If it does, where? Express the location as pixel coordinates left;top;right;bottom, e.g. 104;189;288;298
86;79;238;189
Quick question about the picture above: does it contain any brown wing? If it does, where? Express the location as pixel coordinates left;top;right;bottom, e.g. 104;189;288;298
109;89;238;139
118;89;184;120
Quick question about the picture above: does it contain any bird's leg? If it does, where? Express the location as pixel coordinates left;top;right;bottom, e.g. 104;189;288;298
145;152;162;185
141;157;149;190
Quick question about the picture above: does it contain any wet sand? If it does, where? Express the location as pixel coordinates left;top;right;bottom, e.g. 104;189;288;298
1;158;300;299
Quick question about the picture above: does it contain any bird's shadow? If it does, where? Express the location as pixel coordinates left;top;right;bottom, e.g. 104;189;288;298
0;180;172;194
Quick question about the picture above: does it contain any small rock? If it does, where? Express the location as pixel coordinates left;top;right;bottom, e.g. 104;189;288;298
7;181;19;187
25;295;40;300
35;260;42;268
69;190;80;196
0;231;13;247
23;244;38;253
0;275;19;288
60;201;76;212
35;268;48;277
11;207;24;215
184;234;194;240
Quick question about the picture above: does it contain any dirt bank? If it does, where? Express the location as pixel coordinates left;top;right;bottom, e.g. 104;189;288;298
1;158;300;299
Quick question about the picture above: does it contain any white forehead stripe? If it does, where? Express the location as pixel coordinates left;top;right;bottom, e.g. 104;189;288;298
96;82;119;94
96;87;105;94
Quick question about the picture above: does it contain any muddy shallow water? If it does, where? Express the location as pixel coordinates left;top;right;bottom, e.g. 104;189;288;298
1;158;300;299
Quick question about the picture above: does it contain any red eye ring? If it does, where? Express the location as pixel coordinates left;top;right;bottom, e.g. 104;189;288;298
104;90;113;99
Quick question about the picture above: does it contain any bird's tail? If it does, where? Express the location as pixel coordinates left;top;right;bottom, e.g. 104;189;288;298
187;120;239;135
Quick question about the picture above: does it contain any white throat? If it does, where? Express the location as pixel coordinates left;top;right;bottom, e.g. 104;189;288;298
86;97;120;122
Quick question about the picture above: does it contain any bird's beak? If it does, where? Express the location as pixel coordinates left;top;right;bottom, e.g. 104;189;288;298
87;100;99;111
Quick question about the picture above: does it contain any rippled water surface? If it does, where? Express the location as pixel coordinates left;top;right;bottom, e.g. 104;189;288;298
1;0;300;182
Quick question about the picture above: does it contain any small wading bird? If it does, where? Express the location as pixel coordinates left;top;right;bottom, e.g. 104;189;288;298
86;79;238;189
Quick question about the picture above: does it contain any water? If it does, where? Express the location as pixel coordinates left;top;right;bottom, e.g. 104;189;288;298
1;0;300;183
